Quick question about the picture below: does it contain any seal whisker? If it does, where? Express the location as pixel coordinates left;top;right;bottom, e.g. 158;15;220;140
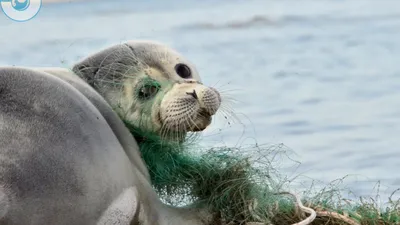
160;123;169;142
160;122;175;144
211;81;237;91
178;120;188;141
220;100;237;112
211;79;222;89
183;117;194;136
219;104;241;125
188;114;202;132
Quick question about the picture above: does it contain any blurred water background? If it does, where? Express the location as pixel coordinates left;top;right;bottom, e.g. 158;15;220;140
1;0;400;200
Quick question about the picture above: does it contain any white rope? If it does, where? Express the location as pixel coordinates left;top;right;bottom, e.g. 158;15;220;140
275;192;316;225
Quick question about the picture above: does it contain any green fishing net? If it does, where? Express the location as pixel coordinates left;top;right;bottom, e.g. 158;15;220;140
123;120;400;225
98;72;400;225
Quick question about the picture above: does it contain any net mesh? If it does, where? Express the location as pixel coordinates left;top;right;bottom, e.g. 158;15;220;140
123;120;400;225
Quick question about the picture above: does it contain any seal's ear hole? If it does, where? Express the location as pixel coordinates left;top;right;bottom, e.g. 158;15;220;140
137;83;160;100
175;63;192;79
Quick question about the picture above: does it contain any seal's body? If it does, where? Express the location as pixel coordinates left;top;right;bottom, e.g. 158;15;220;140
0;67;214;225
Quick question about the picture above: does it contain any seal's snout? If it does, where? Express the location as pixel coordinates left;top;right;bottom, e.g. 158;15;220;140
159;82;221;134
199;87;221;116
184;86;221;116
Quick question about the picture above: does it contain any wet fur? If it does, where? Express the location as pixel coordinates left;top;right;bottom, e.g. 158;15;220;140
0;67;215;225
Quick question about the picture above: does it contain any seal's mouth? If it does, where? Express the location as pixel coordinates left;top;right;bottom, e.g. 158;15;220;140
191;108;212;132
198;108;212;118
157;108;213;133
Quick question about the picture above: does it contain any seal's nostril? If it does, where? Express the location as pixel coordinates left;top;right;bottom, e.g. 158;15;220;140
186;89;198;100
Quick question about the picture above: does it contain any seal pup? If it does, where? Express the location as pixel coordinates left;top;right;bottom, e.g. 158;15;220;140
71;40;222;141
0;67;218;225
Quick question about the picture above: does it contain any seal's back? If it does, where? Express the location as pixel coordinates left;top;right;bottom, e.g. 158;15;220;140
0;67;136;225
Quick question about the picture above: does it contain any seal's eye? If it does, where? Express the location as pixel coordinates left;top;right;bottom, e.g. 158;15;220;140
175;63;192;79
138;84;159;100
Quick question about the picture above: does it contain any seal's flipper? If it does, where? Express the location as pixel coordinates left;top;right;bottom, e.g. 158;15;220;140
96;187;140;225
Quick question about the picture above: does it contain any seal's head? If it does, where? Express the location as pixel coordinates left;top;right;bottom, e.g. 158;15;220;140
72;40;221;141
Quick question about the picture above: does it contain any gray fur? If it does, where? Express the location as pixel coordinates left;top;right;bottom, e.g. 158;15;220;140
70;40;221;140
72;41;201;87
37;67;150;180
0;67;139;224
96;187;139;225
0;187;8;219
0;67;216;225
72;44;142;87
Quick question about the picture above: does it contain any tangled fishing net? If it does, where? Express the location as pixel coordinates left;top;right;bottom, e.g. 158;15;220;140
122;120;400;225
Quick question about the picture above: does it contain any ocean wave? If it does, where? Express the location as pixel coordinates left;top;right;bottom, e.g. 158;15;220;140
177;15;274;30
